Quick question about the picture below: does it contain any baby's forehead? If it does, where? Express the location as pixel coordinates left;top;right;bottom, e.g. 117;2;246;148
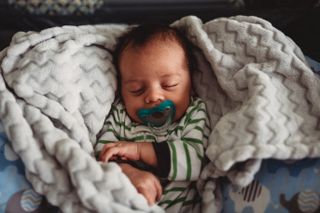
126;36;183;51
117;33;191;80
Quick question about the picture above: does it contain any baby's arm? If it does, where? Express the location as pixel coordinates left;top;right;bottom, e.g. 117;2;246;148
96;103;158;166
99;141;158;167
95;104;161;205
119;163;162;205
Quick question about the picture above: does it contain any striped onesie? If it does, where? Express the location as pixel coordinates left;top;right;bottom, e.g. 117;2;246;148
95;97;210;213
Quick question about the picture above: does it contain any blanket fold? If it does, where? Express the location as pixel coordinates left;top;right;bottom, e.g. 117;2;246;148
1;15;319;213
175;16;320;188
0;24;163;212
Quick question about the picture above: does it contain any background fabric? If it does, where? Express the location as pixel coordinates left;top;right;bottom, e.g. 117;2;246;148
7;0;105;15
222;158;320;213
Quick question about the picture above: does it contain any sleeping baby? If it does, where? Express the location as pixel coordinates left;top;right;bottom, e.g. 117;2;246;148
95;24;210;213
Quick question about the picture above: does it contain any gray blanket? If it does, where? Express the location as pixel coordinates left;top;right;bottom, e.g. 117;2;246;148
0;15;319;213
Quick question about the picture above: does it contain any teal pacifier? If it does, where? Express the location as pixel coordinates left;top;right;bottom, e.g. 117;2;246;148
137;100;176;128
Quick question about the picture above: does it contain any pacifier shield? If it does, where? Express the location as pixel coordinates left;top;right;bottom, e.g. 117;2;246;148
137;100;176;127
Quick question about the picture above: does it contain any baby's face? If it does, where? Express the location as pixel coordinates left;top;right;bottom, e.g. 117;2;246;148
119;39;192;124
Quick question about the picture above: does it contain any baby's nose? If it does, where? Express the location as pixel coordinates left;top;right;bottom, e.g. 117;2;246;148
145;88;164;104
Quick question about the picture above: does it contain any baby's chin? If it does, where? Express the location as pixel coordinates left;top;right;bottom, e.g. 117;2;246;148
127;114;141;124
174;111;186;123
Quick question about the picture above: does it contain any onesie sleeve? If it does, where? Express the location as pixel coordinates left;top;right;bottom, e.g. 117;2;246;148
152;142;171;178
166;98;211;181
94;104;122;158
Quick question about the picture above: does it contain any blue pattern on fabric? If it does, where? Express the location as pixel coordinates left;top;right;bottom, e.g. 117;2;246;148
222;159;320;213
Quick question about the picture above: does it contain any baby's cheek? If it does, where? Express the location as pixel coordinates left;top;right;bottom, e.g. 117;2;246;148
127;108;142;123
174;103;189;122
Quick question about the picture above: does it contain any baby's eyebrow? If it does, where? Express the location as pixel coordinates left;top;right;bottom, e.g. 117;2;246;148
161;73;181;78
123;79;141;84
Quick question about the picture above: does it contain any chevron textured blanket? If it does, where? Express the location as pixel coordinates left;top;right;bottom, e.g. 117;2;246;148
0;15;320;213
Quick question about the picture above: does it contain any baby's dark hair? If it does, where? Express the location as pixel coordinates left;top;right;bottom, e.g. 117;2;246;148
113;24;195;82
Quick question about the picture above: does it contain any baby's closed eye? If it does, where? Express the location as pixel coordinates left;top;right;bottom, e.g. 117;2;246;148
161;75;180;89
126;83;145;95
162;82;179;89
130;87;145;94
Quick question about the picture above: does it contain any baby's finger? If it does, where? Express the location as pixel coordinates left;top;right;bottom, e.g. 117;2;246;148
110;156;117;161
154;179;162;201
138;187;155;205
100;147;119;162
99;142;120;160
120;156;128;160
100;143;115;157
102;143;118;150
99;149;107;161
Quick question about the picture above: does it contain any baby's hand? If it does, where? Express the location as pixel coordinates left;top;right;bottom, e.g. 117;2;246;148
99;141;140;162
120;163;162;205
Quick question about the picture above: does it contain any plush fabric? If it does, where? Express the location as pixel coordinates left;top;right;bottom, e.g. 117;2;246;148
0;15;319;212
7;0;104;15
0;24;162;212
